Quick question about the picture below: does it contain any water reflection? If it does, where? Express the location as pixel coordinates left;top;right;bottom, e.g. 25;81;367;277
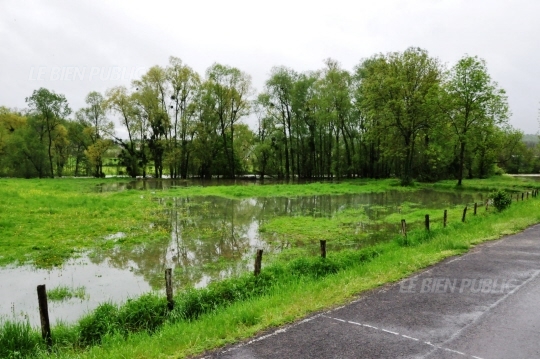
94;178;340;192
1;188;486;325
93;189;486;292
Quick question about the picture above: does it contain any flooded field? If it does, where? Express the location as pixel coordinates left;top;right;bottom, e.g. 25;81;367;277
0;181;487;325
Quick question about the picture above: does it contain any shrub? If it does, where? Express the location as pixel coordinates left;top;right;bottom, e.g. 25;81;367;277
493;165;505;176
491;190;512;211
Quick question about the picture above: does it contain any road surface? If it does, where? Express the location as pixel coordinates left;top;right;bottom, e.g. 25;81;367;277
204;224;540;359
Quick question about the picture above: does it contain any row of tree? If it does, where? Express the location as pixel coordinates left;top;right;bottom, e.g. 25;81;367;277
0;48;538;184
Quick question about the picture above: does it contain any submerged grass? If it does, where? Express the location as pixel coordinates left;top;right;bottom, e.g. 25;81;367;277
2;189;540;358
165;178;417;198
47;286;87;302
260;207;371;246
0;178;164;267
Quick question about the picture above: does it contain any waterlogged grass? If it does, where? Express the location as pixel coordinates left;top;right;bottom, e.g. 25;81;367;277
165;178;416;198
47;286;87;302
2;194;540;358
260;208;371;246
0;178;165;267
431;174;540;192
1;175;537;268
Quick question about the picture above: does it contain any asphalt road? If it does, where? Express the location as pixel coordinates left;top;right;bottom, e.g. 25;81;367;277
203;224;540;359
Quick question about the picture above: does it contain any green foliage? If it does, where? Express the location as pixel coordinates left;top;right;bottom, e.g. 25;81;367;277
4;50;539;180
491;190;512;211
442;55;510;185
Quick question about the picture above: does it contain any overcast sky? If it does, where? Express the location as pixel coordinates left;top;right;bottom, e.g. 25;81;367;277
1;0;539;133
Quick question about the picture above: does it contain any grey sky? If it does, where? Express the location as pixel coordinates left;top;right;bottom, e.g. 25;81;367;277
1;0;539;133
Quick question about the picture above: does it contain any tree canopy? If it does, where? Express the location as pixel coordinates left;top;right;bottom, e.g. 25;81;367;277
1;49;536;181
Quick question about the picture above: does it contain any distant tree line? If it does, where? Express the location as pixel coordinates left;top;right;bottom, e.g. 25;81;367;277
1;48;538;184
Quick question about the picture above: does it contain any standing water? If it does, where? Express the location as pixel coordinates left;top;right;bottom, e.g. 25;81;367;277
0;185;486;325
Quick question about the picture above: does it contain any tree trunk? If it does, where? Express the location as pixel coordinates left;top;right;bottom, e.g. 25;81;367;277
457;141;466;186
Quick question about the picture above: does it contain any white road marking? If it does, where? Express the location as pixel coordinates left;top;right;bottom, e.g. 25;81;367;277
420;269;540;359
204;314;324;358
444;348;466;355
363;324;379;330
402;334;419;341
324;315;485;359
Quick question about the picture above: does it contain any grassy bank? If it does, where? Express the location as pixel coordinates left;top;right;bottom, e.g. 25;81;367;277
2;184;540;358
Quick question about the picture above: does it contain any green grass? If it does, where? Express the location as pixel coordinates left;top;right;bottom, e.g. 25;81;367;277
1;189;540;358
47;286;87;302
429;174;540;193
0;178;165;267
260;207;371;245
164;178;418;198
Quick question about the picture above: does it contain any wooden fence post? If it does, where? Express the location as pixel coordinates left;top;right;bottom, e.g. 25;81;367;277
320;240;327;258
254;249;263;276
401;219;407;237
527;191;529;200
522;193;524;201
37;285;52;350
474;202;477;215
462;206;467;222
165;268;174;311
425;214;430;231
443;210;447;227
486;201;489;211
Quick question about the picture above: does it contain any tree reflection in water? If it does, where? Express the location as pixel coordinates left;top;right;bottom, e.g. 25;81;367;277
91;189;485;291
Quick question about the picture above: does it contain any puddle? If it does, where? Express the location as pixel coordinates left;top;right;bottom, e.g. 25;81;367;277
0;256;151;326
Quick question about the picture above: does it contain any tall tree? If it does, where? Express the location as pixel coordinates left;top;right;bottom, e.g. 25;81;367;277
317;59;354;178
76;91;114;177
105;86;142;178
167;57;201;178
357;48;442;185
26;88;71;178
206;63;252;178
133;66;171;178
441;55;509;185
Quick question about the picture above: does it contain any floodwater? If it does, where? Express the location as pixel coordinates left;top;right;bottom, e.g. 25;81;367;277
0;181;487;326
